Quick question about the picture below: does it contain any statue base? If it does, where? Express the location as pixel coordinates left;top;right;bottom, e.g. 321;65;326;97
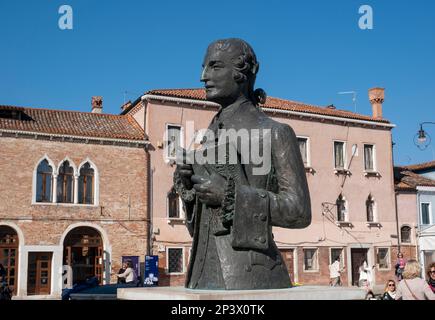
117;286;366;300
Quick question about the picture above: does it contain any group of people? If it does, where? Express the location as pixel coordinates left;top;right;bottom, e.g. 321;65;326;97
328;252;435;300
115;260;138;286
382;260;435;300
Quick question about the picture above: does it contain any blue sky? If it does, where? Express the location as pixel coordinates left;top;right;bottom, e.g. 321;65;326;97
1;0;434;165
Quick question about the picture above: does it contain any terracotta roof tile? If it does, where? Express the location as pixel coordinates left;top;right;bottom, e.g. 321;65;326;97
0;105;145;141
394;167;435;190
146;88;391;124
401;161;435;172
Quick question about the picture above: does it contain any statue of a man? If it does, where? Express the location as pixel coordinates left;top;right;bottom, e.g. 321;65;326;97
174;38;311;290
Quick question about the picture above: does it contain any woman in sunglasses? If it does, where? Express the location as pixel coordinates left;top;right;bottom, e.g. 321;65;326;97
427;263;435;293
382;280;397;300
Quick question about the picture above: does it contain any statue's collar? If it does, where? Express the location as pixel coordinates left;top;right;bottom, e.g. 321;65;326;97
215;97;250;123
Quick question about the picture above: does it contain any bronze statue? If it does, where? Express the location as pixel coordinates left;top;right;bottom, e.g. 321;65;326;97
173;38;311;290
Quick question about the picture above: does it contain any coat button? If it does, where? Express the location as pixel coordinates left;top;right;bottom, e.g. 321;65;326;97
258;237;266;244
259;214;267;221
245;265;252;272
259;192;267;198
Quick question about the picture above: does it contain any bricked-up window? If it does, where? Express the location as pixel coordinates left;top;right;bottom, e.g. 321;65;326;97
377;248;390;269
78;163;94;204
297;137;308;166
36;159;53;202
303;248;318;271
336;194;346;222
400;226;411;243
167;188;180;219
366;195;375;222
166;125;181;159
57;161;74;203
167;248;183;274
334;141;345;169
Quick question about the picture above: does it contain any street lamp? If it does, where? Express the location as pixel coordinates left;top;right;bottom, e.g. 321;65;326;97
414;122;435;150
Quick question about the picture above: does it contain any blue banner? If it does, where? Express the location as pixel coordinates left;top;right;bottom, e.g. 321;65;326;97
144;255;159;286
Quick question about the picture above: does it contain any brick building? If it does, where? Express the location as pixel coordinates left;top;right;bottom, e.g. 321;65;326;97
121;87;416;288
0;98;149;298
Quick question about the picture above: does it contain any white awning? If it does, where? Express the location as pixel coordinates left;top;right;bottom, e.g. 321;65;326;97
419;236;435;250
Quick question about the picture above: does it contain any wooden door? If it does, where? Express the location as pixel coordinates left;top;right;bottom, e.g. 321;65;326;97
0;247;18;294
27;252;52;295
281;249;295;284
94;246;103;284
351;249;368;286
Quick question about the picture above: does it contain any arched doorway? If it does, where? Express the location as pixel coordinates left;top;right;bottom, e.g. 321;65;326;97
63;227;104;285
0;225;19;294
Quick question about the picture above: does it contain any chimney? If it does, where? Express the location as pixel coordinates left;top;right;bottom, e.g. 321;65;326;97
91;96;103;113
368;88;384;119
121;100;132;112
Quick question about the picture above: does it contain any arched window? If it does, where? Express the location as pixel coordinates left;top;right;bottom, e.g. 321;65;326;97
57;161;74;203
78;163;94;204
400;226;411;243
366;195;375;222
36;159;53;202
336;194;346;222
167;188;180;219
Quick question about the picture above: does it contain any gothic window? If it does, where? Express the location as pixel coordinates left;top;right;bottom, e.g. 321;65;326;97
36;159;53;202
57;161;74;203
78;163;94;204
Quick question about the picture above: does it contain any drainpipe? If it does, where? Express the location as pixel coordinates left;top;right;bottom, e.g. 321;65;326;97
392;140;401;254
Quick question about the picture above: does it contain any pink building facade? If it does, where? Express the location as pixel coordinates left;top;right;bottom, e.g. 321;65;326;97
124;87;414;287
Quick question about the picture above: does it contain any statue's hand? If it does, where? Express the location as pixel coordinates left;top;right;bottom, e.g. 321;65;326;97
191;173;226;206
175;164;194;190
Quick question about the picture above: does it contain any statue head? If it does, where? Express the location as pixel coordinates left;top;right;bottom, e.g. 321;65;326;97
201;38;266;107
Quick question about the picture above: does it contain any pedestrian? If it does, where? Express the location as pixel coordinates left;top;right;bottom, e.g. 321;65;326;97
395;260;435;300
395;252;406;281
358;259;374;290
117;262;127;284
382;279;397;300
427;262;435;293
329;256;344;287
116;260;137;286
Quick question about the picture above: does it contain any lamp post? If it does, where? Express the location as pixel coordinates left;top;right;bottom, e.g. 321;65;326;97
414;122;435;150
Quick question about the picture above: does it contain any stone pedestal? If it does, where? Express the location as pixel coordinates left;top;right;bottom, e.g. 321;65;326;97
117;286;367;300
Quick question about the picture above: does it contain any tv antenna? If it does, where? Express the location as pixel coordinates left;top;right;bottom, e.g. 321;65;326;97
338;91;357;112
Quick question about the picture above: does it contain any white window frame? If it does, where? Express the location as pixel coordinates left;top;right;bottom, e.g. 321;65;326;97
333;140;347;170
56;157;77;204
165;123;183;162
32;155;56;204
77;158;99;207
296;136;311;168
302;247;319;272
376;247;391;270
400;225;412;244
363;143;377;172
166;189;185;221
336;194;349;222
166;247;185;275
366;195;378;223
329;247;345;270
420;202;432;225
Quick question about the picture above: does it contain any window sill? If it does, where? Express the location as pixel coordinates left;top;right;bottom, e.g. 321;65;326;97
334;168;351;176
335;221;353;228
303;269;320;273
305;167;315;174
167;218;185;224
364;171;381;177
377;267;391;271
32;202;97;208
367;222;382;228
